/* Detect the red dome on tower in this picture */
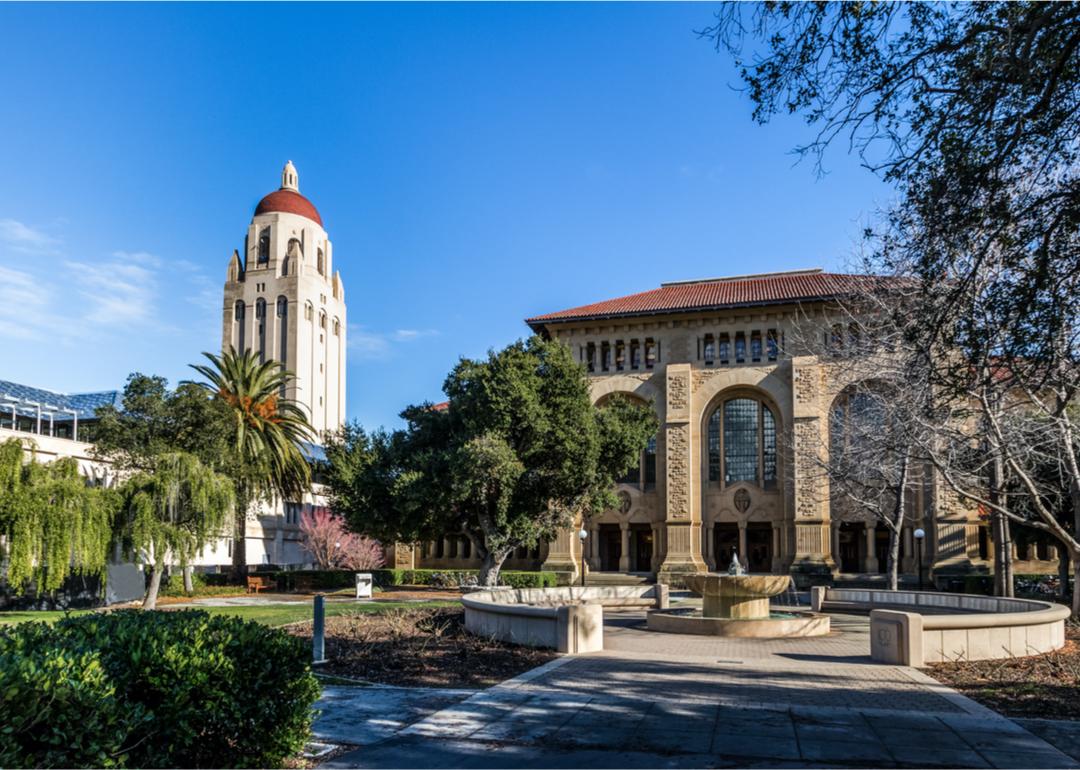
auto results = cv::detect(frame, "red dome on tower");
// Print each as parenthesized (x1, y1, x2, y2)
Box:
(253, 160, 323, 226)
(254, 189, 323, 226)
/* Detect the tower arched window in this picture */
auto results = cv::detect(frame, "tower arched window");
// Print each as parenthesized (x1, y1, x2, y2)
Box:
(234, 300, 246, 353)
(706, 397, 777, 489)
(277, 296, 289, 395)
(319, 312, 327, 330)
(257, 228, 270, 264)
(332, 318, 340, 336)
(317, 248, 325, 275)
(255, 298, 267, 362)
(304, 302, 313, 322)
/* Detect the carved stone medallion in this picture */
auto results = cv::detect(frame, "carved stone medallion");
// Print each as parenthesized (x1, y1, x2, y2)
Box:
(734, 488, 751, 513)
(618, 490, 632, 514)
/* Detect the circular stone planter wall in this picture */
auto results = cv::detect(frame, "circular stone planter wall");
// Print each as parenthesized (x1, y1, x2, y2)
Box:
(646, 608, 830, 638)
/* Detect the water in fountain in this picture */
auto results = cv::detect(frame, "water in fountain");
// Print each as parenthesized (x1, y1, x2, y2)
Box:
(772, 576, 802, 608)
(727, 551, 745, 576)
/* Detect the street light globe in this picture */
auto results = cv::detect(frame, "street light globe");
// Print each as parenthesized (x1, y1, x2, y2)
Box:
(914, 528, 926, 540)
(577, 527, 588, 541)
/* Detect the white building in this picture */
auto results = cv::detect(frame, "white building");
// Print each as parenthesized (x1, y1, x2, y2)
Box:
(0, 161, 346, 580)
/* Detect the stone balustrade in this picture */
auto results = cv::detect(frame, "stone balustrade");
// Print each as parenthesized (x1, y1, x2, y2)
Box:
(811, 586, 1070, 666)
(462, 584, 669, 653)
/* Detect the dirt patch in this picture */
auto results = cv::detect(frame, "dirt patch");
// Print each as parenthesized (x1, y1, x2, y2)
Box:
(929, 623, 1080, 720)
(287, 607, 556, 688)
(372, 587, 464, 602)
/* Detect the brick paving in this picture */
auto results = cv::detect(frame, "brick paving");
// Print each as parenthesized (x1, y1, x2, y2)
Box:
(319, 610, 1079, 769)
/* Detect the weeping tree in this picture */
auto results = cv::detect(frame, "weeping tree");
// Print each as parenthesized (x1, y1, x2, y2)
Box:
(190, 347, 314, 579)
(120, 452, 234, 609)
(0, 438, 119, 597)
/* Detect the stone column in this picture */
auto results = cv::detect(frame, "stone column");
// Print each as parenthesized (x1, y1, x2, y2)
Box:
(705, 523, 715, 570)
(390, 542, 415, 570)
(901, 527, 915, 573)
(772, 524, 782, 573)
(541, 523, 580, 584)
(619, 524, 631, 572)
(788, 357, 835, 584)
(657, 363, 707, 584)
(831, 524, 841, 569)
(864, 524, 879, 573)
(737, 523, 748, 565)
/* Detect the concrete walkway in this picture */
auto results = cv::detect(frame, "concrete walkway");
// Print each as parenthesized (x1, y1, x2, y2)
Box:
(317, 611, 1078, 769)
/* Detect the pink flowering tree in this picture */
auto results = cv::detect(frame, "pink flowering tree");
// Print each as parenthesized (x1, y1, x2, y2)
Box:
(299, 507, 384, 570)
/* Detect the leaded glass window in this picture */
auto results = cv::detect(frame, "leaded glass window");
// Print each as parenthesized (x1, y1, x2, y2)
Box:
(706, 397, 779, 488)
(724, 398, 758, 484)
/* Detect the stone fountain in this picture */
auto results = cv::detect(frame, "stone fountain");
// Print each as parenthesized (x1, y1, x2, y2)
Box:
(646, 553, 830, 638)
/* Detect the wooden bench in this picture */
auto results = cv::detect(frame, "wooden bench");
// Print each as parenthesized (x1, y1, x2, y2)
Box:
(246, 576, 272, 594)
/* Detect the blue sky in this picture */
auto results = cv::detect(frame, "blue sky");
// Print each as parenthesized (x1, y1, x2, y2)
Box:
(0, 3, 893, 430)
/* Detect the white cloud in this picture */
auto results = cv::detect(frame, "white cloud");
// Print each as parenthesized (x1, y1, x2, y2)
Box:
(0, 219, 61, 254)
(349, 326, 440, 359)
(112, 250, 162, 268)
(65, 259, 157, 325)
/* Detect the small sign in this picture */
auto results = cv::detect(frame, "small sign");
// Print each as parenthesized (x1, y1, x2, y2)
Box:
(355, 572, 373, 600)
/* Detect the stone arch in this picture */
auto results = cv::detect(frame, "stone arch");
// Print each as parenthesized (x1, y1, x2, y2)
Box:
(590, 375, 665, 421)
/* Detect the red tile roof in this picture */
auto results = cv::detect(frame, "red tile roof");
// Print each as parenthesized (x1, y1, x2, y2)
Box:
(430, 401, 450, 412)
(254, 189, 323, 227)
(526, 269, 879, 330)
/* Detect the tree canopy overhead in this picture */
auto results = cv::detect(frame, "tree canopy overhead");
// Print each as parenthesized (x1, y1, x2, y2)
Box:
(325, 336, 658, 585)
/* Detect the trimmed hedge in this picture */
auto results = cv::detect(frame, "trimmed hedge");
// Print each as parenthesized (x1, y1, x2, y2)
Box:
(372, 568, 558, 589)
(159, 572, 246, 598)
(0, 610, 320, 768)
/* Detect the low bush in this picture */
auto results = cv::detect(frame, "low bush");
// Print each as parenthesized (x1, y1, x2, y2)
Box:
(371, 568, 557, 589)
(0, 610, 320, 768)
(158, 572, 246, 598)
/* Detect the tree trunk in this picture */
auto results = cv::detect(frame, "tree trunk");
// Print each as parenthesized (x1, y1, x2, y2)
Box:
(886, 526, 901, 591)
(232, 496, 247, 581)
(183, 565, 194, 594)
(478, 547, 512, 587)
(143, 563, 164, 610)
(1072, 555, 1080, 620)
(1059, 545, 1071, 600)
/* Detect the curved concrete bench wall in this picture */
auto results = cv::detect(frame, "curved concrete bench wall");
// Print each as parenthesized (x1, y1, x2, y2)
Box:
(462, 584, 668, 654)
(811, 586, 1069, 666)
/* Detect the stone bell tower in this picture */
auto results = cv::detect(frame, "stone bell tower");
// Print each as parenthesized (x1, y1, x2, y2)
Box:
(221, 161, 347, 437)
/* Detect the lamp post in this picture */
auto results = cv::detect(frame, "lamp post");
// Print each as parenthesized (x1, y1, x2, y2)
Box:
(914, 528, 926, 591)
(577, 526, 588, 588)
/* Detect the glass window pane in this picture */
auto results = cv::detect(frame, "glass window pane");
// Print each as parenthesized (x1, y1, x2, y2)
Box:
(763, 406, 777, 488)
(708, 409, 721, 482)
(724, 398, 758, 484)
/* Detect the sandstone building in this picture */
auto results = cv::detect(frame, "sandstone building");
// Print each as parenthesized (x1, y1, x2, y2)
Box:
(407, 268, 1063, 585)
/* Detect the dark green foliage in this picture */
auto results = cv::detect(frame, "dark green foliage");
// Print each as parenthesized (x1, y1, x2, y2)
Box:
(262, 568, 557, 591)
(157, 572, 245, 598)
(0, 610, 320, 768)
(371, 569, 558, 589)
(325, 336, 658, 585)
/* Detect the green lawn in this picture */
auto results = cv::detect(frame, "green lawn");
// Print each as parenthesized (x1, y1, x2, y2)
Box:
(0, 600, 459, 629)
(0, 609, 94, 626)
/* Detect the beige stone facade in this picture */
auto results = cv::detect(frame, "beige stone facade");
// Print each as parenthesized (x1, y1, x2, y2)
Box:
(221, 161, 347, 438)
(408, 269, 1054, 586)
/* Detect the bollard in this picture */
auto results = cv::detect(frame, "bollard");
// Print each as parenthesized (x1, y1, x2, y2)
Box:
(312, 594, 326, 664)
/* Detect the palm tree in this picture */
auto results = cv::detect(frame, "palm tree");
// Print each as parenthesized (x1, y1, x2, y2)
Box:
(190, 347, 314, 579)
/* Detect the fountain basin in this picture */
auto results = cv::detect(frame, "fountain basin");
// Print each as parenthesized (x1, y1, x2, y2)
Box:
(684, 573, 793, 619)
(646, 607, 830, 638)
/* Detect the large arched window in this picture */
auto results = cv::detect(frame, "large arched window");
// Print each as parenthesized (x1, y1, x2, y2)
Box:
(829, 387, 887, 476)
(234, 300, 246, 352)
(255, 298, 267, 362)
(707, 397, 777, 489)
(257, 228, 270, 264)
(317, 248, 325, 275)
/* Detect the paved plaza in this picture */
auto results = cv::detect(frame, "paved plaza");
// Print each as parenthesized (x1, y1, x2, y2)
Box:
(316, 610, 1079, 768)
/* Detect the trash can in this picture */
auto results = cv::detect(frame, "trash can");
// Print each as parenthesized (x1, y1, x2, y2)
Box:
(355, 572, 373, 600)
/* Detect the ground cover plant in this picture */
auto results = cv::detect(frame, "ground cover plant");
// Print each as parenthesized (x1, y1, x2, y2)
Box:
(0, 609, 320, 768)
(287, 606, 556, 688)
(929, 623, 1080, 720)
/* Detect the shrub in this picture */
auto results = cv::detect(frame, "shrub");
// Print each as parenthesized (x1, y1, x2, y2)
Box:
(158, 572, 246, 598)
(371, 568, 557, 589)
(0, 610, 320, 768)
